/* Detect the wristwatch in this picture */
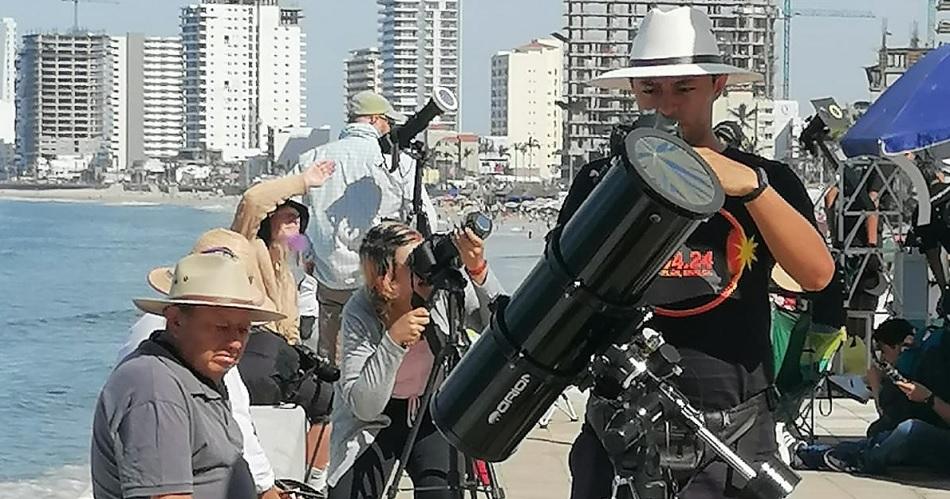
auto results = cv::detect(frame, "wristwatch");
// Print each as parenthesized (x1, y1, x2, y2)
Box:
(738, 167, 769, 203)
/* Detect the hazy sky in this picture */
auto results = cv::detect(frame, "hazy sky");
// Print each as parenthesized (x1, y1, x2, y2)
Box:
(1, 0, 932, 134)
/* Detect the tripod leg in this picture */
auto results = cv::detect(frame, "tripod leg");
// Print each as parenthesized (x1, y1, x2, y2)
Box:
(539, 403, 557, 428)
(563, 393, 579, 422)
(484, 461, 506, 499)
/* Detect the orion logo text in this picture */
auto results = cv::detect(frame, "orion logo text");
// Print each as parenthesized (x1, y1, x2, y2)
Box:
(487, 374, 532, 425)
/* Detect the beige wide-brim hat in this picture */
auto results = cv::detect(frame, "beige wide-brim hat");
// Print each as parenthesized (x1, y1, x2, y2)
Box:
(771, 265, 804, 294)
(135, 252, 285, 323)
(147, 228, 277, 311)
(590, 6, 763, 90)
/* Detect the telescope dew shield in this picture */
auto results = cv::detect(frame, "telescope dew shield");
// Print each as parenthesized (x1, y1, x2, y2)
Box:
(380, 86, 459, 154)
(430, 129, 725, 461)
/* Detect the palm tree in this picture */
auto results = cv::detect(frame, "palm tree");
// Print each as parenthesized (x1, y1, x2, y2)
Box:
(497, 145, 511, 175)
(512, 142, 529, 177)
(727, 103, 759, 150)
(525, 137, 541, 175)
(478, 137, 496, 155)
(713, 121, 749, 150)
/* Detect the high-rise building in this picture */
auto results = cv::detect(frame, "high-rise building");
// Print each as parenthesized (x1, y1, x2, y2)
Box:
(107, 35, 184, 172)
(181, 0, 305, 162)
(937, 0, 950, 46)
(378, 0, 460, 129)
(0, 18, 16, 146)
(561, 0, 778, 176)
(15, 33, 111, 173)
(865, 45, 932, 99)
(344, 47, 383, 120)
(491, 38, 563, 181)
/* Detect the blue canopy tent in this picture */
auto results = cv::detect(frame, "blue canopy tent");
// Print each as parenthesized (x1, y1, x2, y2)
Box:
(839, 44, 950, 227)
(841, 44, 950, 157)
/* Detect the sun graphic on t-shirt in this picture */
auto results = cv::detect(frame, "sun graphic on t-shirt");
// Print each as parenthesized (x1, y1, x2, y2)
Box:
(656, 209, 759, 318)
(735, 234, 758, 272)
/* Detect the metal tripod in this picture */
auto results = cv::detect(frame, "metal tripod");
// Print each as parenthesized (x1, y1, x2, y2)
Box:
(385, 285, 505, 499)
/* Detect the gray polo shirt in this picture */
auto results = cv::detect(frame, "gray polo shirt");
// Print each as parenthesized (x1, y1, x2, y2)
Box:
(91, 331, 255, 499)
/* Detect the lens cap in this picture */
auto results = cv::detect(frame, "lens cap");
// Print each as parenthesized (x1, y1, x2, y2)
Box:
(465, 212, 493, 239)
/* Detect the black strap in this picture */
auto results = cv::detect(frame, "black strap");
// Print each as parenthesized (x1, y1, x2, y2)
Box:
(542, 229, 643, 319)
(629, 54, 724, 67)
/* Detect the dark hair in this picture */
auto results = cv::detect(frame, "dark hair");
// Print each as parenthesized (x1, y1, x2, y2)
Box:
(358, 221, 421, 281)
(359, 222, 422, 320)
(873, 318, 915, 347)
(257, 199, 309, 246)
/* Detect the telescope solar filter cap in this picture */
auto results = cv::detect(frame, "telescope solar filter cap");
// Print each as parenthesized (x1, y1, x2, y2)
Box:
(433, 87, 459, 113)
(622, 128, 724, 218)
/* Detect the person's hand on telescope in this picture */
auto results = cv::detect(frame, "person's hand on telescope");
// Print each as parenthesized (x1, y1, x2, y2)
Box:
(693, 147, 759, 197)
(389, 307, 430, 348)
(303, 159, 336, 188)
(453, 227, 487, 284)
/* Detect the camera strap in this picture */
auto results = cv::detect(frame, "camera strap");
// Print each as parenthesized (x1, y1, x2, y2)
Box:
(412, 291, 445, 356)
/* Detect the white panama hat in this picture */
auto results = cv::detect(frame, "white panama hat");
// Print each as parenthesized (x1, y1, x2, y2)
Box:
(590, 6, 763, 90)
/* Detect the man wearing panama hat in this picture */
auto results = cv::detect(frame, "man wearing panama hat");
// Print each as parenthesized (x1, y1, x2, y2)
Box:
(560, 6, 835, 498)
(91, 252, 285, 499)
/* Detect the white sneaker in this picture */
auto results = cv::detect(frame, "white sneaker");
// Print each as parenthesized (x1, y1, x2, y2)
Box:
(775, 423, 800, 465)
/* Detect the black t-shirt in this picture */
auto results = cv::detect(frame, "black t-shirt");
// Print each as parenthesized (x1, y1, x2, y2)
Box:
(558, 147, 817, 408)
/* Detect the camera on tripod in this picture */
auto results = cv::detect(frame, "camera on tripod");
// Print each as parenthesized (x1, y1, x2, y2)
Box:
(408, 211, 493, 290)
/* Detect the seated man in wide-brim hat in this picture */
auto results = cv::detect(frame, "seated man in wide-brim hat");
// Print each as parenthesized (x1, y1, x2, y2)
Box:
(90, 252, 285, 499)
(116, 228, 286, 499)
(559, 5, 834, 499)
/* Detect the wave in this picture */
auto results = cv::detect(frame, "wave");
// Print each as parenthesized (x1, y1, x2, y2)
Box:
(2, 308, 136, 328)
(194, 203, 235, 213)
(0, 464, 91, 499)
(0, 197, 89, 205)
(102, 201, 160, 207)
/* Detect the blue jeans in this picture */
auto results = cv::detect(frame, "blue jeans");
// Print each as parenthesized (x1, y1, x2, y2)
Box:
(831, 419, 950, 474)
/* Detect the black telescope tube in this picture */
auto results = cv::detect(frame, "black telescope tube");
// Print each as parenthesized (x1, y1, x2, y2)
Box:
(380, 87, 459, 154)
(430, 129, 725, 462)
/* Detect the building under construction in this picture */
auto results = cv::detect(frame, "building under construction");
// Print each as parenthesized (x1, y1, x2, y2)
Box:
(561, 0, 778, 176)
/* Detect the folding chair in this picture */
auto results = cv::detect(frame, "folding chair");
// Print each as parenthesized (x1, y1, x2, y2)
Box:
(771, 306, 847, 444)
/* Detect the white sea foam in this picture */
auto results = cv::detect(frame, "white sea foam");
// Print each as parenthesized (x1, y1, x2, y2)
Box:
(194, 203, 233, 213)
(102, 201, 161, 207)
(0, 464, 91, 499)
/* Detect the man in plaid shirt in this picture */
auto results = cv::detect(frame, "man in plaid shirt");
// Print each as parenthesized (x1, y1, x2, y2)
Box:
(295, 91, 437, 364)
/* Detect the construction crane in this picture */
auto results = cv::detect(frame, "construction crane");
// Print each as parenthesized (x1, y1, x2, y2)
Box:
(928, 0, 937, 47)
(780, 3, 876, 99)
(62, 0, 118, 33)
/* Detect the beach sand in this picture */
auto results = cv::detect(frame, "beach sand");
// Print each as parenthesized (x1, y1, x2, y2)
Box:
(0, 185, 239, 211)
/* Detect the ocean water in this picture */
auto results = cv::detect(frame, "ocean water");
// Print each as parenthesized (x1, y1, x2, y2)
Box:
(0, 199, 545, 498)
